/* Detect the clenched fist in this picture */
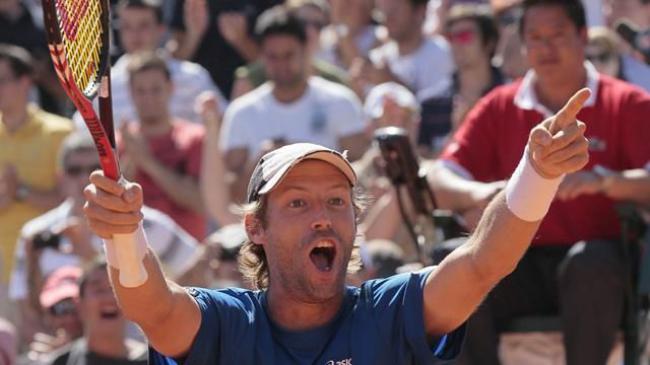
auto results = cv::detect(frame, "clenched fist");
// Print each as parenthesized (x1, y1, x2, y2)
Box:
(528, 88, 591, 179)
(83, 171, 144, 239)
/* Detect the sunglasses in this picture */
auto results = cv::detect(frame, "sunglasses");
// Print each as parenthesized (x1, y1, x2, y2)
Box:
(49, 298, 77, 317)
(447, 29, 477, 45)
(65, 164, 101, 176)
(587, 52, 614, 63)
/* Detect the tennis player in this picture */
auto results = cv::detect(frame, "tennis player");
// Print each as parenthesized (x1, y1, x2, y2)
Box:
(82, 89, 591, 364)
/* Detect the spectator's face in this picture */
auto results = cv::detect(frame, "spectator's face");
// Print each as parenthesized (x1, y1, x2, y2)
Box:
(373, 98, 417, 136)
(261, 34, 308, 88)
(0, 0, 19, 14)
(376, 0, 423, 41)
(585, 42, 619, 77)
(604, 0, 650, 28)
(129, 68, 173, 122)
(61, 150, 100, 202)
(44, 298, 83, 340)
(79, 268, 125, 335)
(447, 19, 489, 69)
(118, 7, 164, 53)
(252, 160, 356, 303)
(0, 60, 30, 112)
(522, 5, 586, 84)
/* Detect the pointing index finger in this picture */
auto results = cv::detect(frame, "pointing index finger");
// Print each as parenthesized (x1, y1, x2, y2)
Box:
(549, 88, 591, 134)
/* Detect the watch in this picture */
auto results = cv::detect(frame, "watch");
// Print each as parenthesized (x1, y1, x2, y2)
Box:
(592, 165, 616, 193)
(15, 184, 30, 201)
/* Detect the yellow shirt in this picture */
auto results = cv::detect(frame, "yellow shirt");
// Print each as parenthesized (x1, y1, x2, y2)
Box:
(0, 105, 73, 282)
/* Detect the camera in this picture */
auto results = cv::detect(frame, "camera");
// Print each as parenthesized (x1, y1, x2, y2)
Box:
(374, 126, 433, 215)
(32, 230, 61, 250)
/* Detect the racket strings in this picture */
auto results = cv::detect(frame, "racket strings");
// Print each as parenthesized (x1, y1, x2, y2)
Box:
(56, 0, 104, 96)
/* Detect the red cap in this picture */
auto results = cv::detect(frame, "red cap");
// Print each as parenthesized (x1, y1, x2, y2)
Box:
(39, 266, 82, 309)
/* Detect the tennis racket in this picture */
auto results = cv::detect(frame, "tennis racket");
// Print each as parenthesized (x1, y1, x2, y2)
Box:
(42, 0, 148, 287)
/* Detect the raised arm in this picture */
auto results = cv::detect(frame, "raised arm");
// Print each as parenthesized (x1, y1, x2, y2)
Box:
(83, 173, 200, 357)
(422, 88, 592, 336)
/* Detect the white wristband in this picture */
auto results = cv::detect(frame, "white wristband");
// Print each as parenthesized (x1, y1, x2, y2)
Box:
(505, 148, 565, 222)
(102, 224, 149, 287)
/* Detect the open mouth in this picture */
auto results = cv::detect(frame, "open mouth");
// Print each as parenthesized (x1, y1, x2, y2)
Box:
(309, 241, 336, 272)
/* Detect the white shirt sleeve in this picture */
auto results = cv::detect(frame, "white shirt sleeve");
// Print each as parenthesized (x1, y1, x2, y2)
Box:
(219, 101, 253, 153)
(328, 89, 368, 137)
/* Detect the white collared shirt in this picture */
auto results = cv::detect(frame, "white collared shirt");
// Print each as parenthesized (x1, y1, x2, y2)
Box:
(513, 62, 600, 117)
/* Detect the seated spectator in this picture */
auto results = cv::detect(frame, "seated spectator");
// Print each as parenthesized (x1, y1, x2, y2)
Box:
(428, 1, 650, 363)
(231, 0, 349, 99)
(586, 26, 622, 78)
(419, 4, 504, 155)
(73, 0, 227, 128)
(0, 44, 72, 289)
(9, 131, 200, 346)
(48, 259, 147, 364)
(491, 0, 528, 80)
(353, 82, 421, 200)
(179, 224, 248, 289)
(352, 0, 454, 100)
(354, 82, 445, 262)
(0, 317, 16, 365)
(319, 0, 385, 69)
(602, 0, 650, 90)
(0, 0, 66, 114)
(589, 26, 650, 92)
(220, 5, 368, 202)
(19, 266, 83, 365)
(119, 52, 206, 239)
(169, 0, 281, 97)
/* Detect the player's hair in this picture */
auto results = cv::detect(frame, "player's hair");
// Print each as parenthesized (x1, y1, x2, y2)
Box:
(445, 4, 500, 58)
(254, 5, 308, 45)
(0, 43, 34, 79)
(519, 0, 586, 34)
(127, 51, 171, 82)
(117, 0, 164, 24)
(238, 187, 369, 290)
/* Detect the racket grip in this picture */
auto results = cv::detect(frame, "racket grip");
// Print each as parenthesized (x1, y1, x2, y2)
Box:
(111, 225, 149, 288)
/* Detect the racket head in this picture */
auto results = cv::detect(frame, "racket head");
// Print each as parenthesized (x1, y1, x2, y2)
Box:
(42, 0, 111, 100)
(42, 0, 120, 180)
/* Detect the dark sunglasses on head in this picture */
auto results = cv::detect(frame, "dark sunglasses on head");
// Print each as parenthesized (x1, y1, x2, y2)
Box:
(49, 298, 77, 317)
(65, 164, 101, 176)
(447, 29, 476, 45)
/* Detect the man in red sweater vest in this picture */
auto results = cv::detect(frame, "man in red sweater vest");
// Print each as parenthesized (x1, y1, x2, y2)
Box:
(430, 0, 650, 364)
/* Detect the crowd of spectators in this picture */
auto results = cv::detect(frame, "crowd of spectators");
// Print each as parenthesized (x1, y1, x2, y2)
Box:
(0, 0, 649, 364)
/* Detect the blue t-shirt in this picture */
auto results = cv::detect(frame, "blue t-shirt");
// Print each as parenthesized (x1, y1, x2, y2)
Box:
(149, 269, 465, 365)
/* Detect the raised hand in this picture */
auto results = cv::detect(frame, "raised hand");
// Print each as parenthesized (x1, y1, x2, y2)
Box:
(528, 88, 591, 179)
(195, 91, 223, 130)
(83, 171, 144, 239)
(184, 0, 209, 39)
(218, 12, 248, 47)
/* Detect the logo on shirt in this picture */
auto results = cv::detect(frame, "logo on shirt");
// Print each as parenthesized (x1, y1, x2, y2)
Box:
(326, 359, 352, 365)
